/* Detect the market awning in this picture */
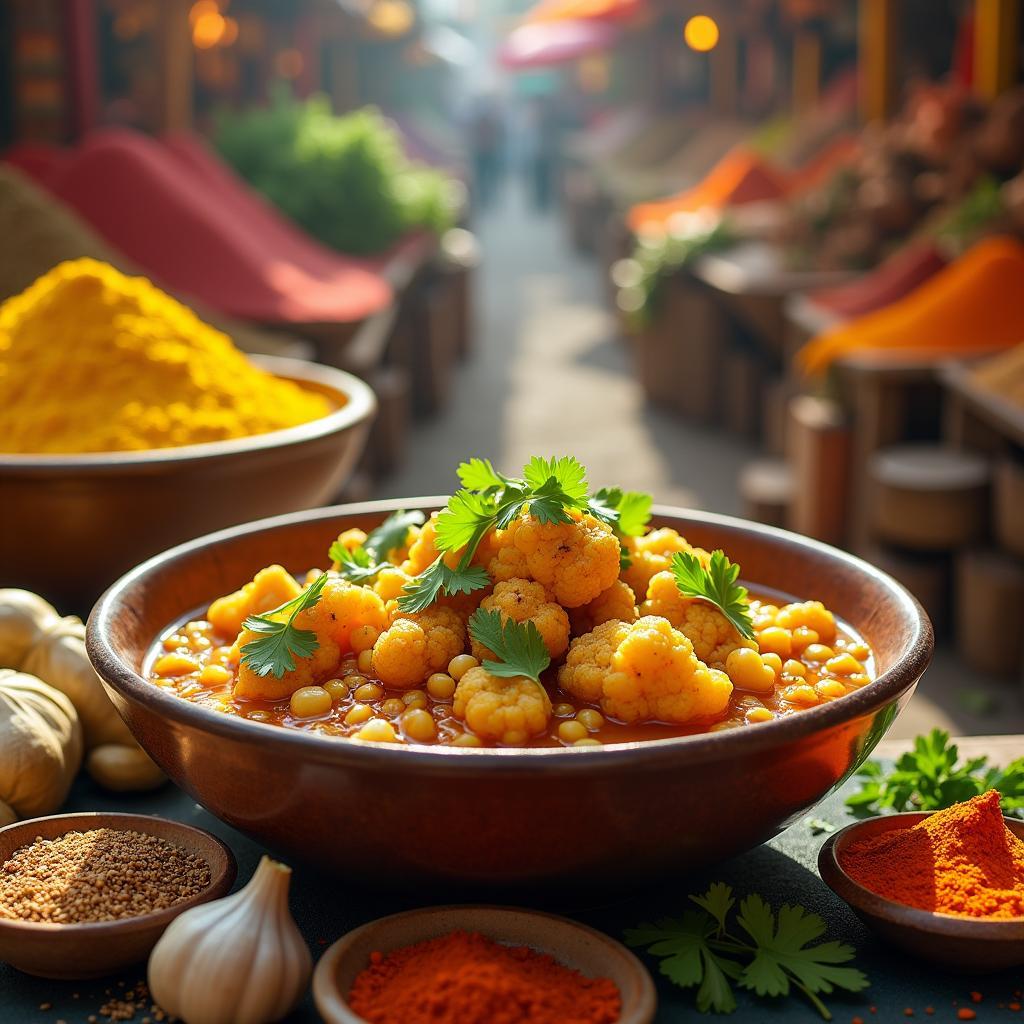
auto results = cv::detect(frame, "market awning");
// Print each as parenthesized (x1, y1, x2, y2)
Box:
(521, 0, 642, 25)
(499, 19, 618, 70)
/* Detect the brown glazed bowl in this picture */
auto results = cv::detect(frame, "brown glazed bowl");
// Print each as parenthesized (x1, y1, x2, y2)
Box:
(0, 355, 376, 611)
(87, 501, 933, 887)
(0, 811, 236, 979)
(819, 812, 1024, 971)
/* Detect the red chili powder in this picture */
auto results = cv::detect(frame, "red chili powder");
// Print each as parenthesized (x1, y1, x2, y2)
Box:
(839, 791, 1024, 919)
(348, 929, 622, 1024)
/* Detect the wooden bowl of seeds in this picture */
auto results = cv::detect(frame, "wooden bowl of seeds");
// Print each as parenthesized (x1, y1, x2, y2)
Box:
(0, 812, 236, 979)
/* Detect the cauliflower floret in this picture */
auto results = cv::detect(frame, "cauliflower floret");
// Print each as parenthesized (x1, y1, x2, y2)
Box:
(640, 570, 751, 667)
(570, 579, 638, 636)
(471, 579, 570, 662)
(372, 606, 466, 688)
(453, 667, 552, 745)
(774, 600, 837, 644)
(481, 528, 531, 583)
(233, 601, 342, 701)
(207, 564, 300, 638)
(374, 565, 413, 602)
(329, 529, 368, 565)
(505, 512, 620, 608)
(620, 529, 711, 601)
(306, 578, 388, 652)
(558, 616, 732, 724)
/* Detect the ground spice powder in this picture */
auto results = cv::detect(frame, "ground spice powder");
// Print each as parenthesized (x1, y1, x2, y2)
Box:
(840, 790, 1024, 919)
(348, 929, 622, 1024)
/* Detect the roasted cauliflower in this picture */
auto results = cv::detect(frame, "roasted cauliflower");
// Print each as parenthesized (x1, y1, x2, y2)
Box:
(570, 579, 638, 636)
(470, 578, 570, 661)
(453, 666, 552, 745)
(207, 564, 301, 638)
(557, 616, 733, 724)
(305, 578, 389, 652)
(503, 512, 620, 607)
(620, 528, 711, 601)
(372, 605, 466, 688)
(640, 570, 750, 667)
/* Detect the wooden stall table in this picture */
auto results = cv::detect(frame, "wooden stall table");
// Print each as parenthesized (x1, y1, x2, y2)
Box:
(5, 734, 1022, 1022)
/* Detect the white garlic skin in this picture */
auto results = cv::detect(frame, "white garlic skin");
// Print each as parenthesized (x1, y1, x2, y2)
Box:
(148, 855, 312, 1024)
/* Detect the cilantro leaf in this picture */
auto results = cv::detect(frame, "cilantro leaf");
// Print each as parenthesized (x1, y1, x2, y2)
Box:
(240, 572, 328, 678)
(329, 544, 381, 585)
(671, 549, 755, 640)
(624, 912, 738, 1014)
(522, 456, 589, 506)
(397, 557, 489, 614)
(435, 490, 497, 553)
(845, 728, 1024, 817)
(363, 509, 425, 561)
(627, 885, 869, 1021)
(737, 896, 868, 1017)
(589, 487, 653, 537)
(468, 608, 551, 683)
(457, 458, 508, 491)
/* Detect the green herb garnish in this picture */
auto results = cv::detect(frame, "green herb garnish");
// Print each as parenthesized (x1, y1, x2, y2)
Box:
(671, 550, 755, 640)
(625, 883, 869, 1020)
(846, 728, 1024, 818)
(467, 608, 551, 684)
(589, 486, 653, 570)
(398, 455, 597, 613)
(240, 572, 329, 678)
(328, 509, 426, 585)
(805, 818, 836, 836)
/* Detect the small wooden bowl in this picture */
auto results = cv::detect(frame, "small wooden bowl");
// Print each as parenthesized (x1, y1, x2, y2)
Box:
(818, 812, 1024, 971)
(313, 906, 657, 1024)
(0, 812, 236, 979)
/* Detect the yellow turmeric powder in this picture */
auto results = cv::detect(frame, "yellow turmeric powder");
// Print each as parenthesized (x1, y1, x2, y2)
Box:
(0, 259, 333, 454)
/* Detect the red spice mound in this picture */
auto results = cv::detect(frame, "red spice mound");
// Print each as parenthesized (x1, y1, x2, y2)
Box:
(348, 929, 622, 1024)
(840, 790, 1024, 919)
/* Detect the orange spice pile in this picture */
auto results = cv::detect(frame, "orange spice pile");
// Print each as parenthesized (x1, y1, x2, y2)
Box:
(840, 790, 1024, 919)
(348, 929, 621, 1024)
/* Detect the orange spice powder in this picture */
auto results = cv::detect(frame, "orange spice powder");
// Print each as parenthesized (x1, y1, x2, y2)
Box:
(840, 791, 1024, 919)
(348, 929, 622, 1024)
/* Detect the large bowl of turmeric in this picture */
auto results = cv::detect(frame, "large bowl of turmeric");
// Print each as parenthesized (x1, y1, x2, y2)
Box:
(0, 260, 376, 608)
(87, 491, 933, 887)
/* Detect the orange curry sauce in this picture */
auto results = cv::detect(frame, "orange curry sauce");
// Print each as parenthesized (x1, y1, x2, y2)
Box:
(144, 588, 875, 748)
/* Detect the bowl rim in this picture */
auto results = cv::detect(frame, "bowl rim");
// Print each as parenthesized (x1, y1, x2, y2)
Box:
(311, 904, 657, 1024)
(88, 499, 934, 773)
(0, 811, 237, 936)
(818, 811, 1024, 935)
(0, 355, 376, 469)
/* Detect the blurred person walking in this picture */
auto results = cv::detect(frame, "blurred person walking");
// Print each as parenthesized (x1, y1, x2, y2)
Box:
(469, 93, 505, 210)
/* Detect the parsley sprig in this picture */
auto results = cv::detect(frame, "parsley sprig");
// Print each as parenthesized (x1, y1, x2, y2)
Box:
(240, 572, 329, 678)
(468, 608, 551, 683)
(399, 456, 649, 614)
(671, 550, 755, 640)
(328, 509, 425, 585)
(846, 728, 1024, 818)
(625, 883, 869, 1020)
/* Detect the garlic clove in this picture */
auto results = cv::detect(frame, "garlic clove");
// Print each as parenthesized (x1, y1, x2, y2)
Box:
(148, 855, 312, 1024)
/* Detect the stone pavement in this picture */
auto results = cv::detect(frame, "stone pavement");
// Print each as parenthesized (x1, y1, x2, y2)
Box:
(377, 186, 1024, 742)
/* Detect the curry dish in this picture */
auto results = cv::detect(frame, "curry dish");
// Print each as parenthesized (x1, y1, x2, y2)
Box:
(145, 457, 875, 748)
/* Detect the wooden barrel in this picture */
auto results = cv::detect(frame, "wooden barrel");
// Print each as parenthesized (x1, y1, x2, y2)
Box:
(955, 548, 1024, 678)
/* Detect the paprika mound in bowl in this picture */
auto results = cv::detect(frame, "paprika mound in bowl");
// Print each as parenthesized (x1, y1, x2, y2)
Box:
(0, 356, 375, 610)
(818, 801, 1024, 971)
(87, 501, 933, 886)
(312, 906, 656, 1024)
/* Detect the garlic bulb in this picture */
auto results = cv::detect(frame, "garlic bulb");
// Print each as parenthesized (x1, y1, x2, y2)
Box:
(148, 856, 312, 1024)
(86, 743, 165, 791)
(0, 589, 59, 668)
(22, 615, 136, 749)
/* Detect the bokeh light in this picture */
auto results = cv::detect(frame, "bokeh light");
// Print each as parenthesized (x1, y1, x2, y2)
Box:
(684, 14, 720, 53)
(368, 0, 415, 37)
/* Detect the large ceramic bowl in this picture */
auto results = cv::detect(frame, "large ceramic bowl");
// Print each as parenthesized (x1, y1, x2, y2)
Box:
(1, 356, 375, 610)
(87, 501, 932, 886)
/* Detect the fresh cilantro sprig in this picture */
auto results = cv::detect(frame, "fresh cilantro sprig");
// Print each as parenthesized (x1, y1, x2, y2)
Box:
(240, 572, 329, 678)
(588, 487, 653, 569)
(625, 883, 869, 1020)
(846, 728, 1024, 818)
(467, 608, 551, 683)
(328, 509, 425, 585)
(671, 550, 755, 640)
(399, 456, 596, 613)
